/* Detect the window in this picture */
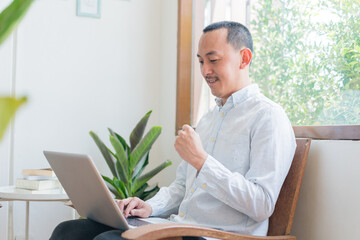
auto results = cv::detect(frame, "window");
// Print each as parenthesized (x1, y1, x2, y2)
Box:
(176, 0, 360, 139)
(251, 0, 360, 126)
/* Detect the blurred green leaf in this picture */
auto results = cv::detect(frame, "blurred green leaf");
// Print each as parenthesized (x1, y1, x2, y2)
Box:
(0, 0, 34, 45)
(0, 97, 27, 141)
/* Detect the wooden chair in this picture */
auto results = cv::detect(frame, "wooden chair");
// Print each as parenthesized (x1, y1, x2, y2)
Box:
(122, 138, 311, 240)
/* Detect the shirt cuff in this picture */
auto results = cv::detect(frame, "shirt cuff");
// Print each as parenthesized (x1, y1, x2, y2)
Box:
(145, 197, 161, 217)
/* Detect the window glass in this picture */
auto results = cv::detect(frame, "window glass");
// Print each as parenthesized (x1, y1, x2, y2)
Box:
(251, 0, 360, 125)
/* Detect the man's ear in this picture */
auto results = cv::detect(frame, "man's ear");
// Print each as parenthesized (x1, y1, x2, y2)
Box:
(240, 48, 252, 69)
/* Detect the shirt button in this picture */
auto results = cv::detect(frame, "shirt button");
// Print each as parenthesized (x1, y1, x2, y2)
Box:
(220, 113, 225, 117)
(211, 138, 215, 142)
(202, 184, 207, 189)
(179, 213, 185, 217)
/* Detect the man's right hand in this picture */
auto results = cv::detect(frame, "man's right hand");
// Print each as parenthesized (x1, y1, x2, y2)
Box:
(115, 197, 152, 218)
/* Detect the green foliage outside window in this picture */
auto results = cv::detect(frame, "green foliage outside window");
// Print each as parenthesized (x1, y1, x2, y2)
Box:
(250, 0, 360, 125)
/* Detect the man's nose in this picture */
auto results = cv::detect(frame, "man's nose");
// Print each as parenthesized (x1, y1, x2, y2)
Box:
(201, 62, 212, 76)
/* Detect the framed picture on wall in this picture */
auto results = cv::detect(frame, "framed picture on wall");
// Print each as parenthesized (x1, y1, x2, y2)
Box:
(77, 0, 101, 18)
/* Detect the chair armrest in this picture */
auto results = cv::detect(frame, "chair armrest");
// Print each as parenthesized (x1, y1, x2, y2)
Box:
(122, 223, 296, 240)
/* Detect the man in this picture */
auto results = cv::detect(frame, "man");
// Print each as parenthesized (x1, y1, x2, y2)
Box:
(50, 21, 296, 240)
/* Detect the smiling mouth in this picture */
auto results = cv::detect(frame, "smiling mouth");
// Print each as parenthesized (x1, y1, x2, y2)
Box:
(206, 76, 218, 84)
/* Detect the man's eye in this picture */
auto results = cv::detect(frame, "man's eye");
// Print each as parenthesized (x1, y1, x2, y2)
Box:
(199, 60, 204, 64)
(210, 59, 218, 63)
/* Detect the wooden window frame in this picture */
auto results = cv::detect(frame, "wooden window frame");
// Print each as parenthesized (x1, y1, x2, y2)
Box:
(175, 0, 360, 140)
(176, 0, 192, 134)
(293, 125, 360, 140)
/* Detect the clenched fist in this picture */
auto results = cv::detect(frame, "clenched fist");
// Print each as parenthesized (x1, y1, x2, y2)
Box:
(174, 124, 208, 170)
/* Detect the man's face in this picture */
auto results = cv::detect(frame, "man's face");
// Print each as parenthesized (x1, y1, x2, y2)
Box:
(197, 28, 243, 104)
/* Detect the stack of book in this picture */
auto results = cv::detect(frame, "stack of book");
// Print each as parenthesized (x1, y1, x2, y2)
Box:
(15, 168, 62, 194)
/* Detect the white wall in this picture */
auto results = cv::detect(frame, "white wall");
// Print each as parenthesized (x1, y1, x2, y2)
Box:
(0, 0, 179, 239)
(292, 140, 360, 240)
(154, 0, 182, 187)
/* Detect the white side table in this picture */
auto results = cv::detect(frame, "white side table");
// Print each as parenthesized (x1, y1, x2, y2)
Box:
(0, 186, 69, 240)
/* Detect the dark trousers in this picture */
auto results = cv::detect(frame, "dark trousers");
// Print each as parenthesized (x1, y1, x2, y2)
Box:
(50, 219, 206, 240)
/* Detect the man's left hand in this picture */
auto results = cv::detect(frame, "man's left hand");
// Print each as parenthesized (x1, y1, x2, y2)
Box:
(175, 124, 208, 171)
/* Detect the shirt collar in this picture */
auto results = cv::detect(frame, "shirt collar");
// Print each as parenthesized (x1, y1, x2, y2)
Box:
(215, 84, 260, 108)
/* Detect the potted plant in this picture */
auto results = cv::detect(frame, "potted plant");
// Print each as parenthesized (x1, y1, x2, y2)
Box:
(90, 110, 171, 200)
(0, 0, 33, 142)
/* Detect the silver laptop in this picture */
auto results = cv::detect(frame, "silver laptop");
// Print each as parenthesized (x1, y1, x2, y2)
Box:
(43, 151, 169, 229)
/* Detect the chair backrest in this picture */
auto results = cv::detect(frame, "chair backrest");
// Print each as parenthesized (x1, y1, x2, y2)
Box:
(267, 138, 311, 236)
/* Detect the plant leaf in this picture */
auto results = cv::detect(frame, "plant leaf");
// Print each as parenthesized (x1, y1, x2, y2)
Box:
(132, 151, 149, 180)
(102, 175, 122, 199)
(0, 97, 26, 141)
(107, 147, 117, 159)
(114, 178, 128, 199)
(108, 128, 130, 159)
(129, 126, 161, 170)
(115, 158, 128, 185)
(110, 135, 129, 183)
(129, 110, 152, 151)
(134, 183, 148, 197)
(89, 131, 117, 177)
(0, 0, 34, 45)
(141, 185, 160, 201)
(131, 160, 171, 193)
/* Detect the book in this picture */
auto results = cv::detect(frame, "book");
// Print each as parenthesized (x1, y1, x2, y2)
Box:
(15, 178, 60, 190)
(21, 168, 56, 177)
(14, 188, 65, 194)
(22, 175, 57, 180)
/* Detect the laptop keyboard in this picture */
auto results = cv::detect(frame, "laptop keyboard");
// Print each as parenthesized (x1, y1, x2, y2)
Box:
(126, 217, 151, 227)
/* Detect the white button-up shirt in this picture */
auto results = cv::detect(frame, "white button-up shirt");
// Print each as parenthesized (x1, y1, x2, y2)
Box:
(147, 84, 296, 236)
